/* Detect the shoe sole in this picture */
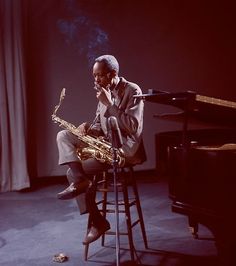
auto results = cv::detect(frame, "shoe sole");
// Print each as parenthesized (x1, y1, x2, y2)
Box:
(57, 180, 91, 200)
(82, 225, 110, 245)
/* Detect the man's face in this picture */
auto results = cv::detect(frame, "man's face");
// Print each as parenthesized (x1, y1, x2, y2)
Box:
(93, 62, 113, 89)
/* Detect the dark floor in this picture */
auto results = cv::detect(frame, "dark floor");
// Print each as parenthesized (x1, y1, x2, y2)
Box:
(0, 173, 219, 266)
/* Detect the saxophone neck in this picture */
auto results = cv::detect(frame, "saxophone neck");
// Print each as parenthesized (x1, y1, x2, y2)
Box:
(51, 114, 56, 120)
(52, 114, 61, 124)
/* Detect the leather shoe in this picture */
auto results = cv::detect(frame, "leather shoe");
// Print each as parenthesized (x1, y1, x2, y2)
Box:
(83, 221, 110, 245)
(57, 180, 91, 200)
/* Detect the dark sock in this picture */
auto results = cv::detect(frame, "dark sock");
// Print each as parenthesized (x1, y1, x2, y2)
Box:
(85, 185, 109, 229)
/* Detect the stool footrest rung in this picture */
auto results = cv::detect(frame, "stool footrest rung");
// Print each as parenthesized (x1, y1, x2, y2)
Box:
(96, 187, 123, 192)
(100, 209, 126, 213)
(98, 199, 136, 206)
(105, 231, 129, 236)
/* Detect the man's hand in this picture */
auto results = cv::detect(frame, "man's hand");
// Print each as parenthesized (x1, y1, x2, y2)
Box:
(76, 122, 89, 136)
(95, 83, 113, 107)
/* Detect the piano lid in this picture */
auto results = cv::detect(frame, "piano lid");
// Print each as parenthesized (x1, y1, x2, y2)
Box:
(135, 89, 236, 126)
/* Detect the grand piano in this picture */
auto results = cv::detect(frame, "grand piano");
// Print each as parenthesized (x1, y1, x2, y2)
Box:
(135, 90, 236, 265)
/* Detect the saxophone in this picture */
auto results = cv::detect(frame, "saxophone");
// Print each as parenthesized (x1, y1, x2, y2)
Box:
(52, 88, 125, 167)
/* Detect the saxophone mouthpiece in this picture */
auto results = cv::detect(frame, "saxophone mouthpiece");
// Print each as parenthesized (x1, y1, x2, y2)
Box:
(52, 88, 67, 117)
(61, 88, 66, 98)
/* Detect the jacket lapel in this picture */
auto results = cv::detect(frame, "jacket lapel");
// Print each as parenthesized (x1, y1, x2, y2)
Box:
(115, 78, 126, 107)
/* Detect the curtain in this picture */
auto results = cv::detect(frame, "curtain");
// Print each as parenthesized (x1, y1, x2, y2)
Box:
(0, 0, 30, 192)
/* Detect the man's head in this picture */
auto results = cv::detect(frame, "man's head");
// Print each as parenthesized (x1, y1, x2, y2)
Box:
(93, 55, 119, 89)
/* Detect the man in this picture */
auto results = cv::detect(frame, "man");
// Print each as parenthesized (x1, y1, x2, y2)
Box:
(56, 54, 146, 245)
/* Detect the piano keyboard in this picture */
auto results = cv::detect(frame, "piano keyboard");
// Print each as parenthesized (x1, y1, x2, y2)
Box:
(196, 94, 236, 109)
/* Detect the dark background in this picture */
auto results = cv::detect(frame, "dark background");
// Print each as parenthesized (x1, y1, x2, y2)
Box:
(25, 0, 235, 178)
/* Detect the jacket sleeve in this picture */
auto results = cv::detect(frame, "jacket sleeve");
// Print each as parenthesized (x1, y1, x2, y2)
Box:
(88, 104, 104, 137)
(104, 84, 144, 137)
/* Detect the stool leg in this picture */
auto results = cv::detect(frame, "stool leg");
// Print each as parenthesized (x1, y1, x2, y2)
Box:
(130, 168, 148, 248)
(83, 167, 148, 262)
(101, 171, 108, 246)
(122, 176, 135, 261)
(84, 175, 97, 260)
(84, 214, 92, 260)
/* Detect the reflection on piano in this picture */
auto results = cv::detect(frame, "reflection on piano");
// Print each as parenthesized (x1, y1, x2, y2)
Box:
(135, 90, 236, 265)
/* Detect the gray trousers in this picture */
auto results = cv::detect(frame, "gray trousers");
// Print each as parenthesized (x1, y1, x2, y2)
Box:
(57, 130, 110, 222)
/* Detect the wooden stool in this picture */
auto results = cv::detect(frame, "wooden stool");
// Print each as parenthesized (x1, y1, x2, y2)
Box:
(84, 166, 148, 261)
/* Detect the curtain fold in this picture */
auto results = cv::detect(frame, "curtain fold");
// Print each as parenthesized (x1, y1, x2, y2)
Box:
(0, 0, 30, 192)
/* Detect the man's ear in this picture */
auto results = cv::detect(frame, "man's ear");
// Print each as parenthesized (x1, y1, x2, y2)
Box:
(107, 70, 116, 79)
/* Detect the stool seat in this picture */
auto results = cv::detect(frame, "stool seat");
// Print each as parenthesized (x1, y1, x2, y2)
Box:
(84, 166, 148, 261)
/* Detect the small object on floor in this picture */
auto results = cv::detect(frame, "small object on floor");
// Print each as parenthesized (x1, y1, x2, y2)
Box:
(53, 253, 69, 263)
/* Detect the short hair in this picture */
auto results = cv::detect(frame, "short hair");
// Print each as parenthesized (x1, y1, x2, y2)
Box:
(95, 55, 119, 74)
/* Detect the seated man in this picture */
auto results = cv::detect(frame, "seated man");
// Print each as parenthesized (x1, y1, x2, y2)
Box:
(56, 54, 146, 245)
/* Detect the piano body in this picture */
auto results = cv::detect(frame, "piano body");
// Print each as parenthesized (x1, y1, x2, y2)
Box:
(136, 90, 236, 265)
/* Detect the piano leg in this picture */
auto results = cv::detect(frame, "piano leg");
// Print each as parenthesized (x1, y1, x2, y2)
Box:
(188, 217, 236, 265)
(188, 216, 198, 239)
